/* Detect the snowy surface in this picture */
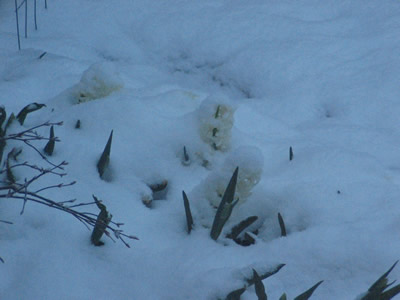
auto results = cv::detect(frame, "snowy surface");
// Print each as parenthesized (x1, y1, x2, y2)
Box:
(1, 0, 400, 299)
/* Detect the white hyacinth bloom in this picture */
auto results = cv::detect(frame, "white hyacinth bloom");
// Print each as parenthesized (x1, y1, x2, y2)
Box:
(74, 62, 123, 103)
(197, 94, 236, 152)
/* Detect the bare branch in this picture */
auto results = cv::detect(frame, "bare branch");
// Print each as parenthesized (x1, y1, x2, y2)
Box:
(34, 181, 76, 193)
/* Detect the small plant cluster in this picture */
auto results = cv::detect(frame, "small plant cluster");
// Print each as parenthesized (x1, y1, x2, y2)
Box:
(0, 104, 137, 257)
(181, 143, 265, 245)
(222, 264, 322, 300)
(182, 166, 283, 245)
(181, 164, 400, 299)
(220, 259, 400, 300)
(177, 94, 400, 299)
(357, 261, 400, 300)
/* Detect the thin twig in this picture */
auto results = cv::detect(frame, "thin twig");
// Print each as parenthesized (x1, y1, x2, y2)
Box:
(34, 181, 76, 193)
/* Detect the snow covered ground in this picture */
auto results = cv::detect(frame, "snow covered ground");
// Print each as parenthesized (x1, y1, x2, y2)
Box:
(1, 0, 400, 299)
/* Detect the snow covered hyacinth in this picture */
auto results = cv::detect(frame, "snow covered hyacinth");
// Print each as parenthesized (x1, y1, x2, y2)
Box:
(197, 146, 264, 210)
(73, 62, 123, 103)
(197, 94, 236, 152)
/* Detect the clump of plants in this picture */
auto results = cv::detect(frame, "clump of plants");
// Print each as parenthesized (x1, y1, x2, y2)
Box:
(182, 166, 399, 299)
(357, 261, 400, 300)
(182, 164, 284, 245)
(180, 157, 323, 299)
(218, 260, 400, 299)
(219, 264, 322, 300)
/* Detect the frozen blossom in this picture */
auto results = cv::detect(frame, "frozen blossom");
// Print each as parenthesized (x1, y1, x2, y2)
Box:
(197, 94, 236, 152)
(73, 62, 123, 103)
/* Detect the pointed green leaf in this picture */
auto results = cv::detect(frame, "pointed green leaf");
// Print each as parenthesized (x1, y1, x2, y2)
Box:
(289, 146, 294, 161)
(253, 269, 267, 300)
(225, 287, 246, 300)
(210, 167, 239, 240)
(279, 293, 287, 300)
(381, 283, 400, 300)
(227, 216, 258, 240)
(43, 126, 55, 156)
(278, 213, 287, 237)
(97, 130, 113, 179)
(368, 261, 398, 294)
(91, 195, 112, 246)
(361, 261, 399, 300)
(182, 191, 194, 234)
(16, 103, 46, 125)
(247, 264, 286, 286)
(5, 148, 21, 184)
(294, 280, 323, 300)
(215, 105, 221, 118)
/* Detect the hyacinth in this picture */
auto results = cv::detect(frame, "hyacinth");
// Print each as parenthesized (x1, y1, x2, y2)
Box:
(197, 93, 236, 152)
(73, 62, 123, 103)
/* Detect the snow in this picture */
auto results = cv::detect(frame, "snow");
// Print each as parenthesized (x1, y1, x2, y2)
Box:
(1, 0, 400, 299)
